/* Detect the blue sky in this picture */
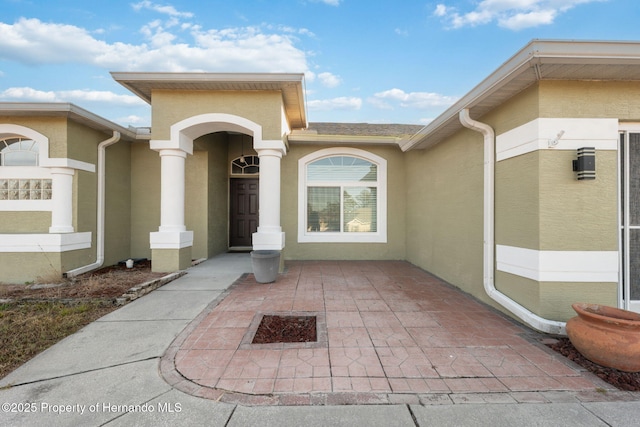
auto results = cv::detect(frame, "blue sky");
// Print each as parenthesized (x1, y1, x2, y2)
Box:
(0, 0, 636, 128)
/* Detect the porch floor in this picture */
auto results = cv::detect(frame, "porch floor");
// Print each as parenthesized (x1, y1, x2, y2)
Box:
(166, 260, 609, 405)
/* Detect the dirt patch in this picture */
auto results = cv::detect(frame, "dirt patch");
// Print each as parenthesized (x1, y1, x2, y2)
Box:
(548, 338, 640, 391)
(0, 260, 166, 300)
(252, 315, 317, 344)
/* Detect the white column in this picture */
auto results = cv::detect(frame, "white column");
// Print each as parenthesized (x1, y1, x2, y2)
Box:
(49, 167, 75, 233)
(253, 144, 286, 250)
(150, 148, 193, 250)
(158, 149, 187, 233)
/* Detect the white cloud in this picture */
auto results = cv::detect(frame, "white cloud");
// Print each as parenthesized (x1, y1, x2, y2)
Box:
(318, 72, 341, 88)
(307, 97, 362, 111)
(117, 115, 149, 125)
(0, 18, 311, 73)
(434, 0, 603, 30)
(500, 9, 556, 29)
(434, 4, 449, 17)
(132, 1, 194, 18)
(370, 88, 458, 109)
(311, 0, 341, 6)
(0, 87, 146, 105)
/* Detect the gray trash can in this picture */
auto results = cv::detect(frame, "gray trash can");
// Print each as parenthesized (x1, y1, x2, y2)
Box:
(251, 250, 281, 283)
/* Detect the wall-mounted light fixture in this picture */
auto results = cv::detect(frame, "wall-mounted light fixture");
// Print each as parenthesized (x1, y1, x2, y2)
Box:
(572, 147, 596, 180)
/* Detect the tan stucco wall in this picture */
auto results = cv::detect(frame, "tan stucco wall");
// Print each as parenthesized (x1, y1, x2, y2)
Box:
(495, 152, 539, 249)
(0, 116, 68, 158)
(130, 143, 160, 259)
(0, 253, 62, 283)
(0, 212, 50, 233)
(405, 130, 486, 301)
(208, 134, 232, 256)
(151, 90, 285, 141)
(103, 140, 132, 266)
(186, 150, 209, 260)
(496, 271, 618, 321)
(540, 150, 617, 250)
(281, 143, 406, 261)
(487, 84, 540, 136)
(66, 121, 101, 269)
(495, 149, 617, 251)
(404, 80, 638, 321)
(489, 81, 627, 321)
(540, 80, 640, 119)
(184, 133, 234, 259)
(152, 247, 191, 272)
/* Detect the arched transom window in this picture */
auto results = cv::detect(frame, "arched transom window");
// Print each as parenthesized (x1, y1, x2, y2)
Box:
(298, 148, 387, 243)
(231, 155, 259, 175)
(0, 137, 39, 166)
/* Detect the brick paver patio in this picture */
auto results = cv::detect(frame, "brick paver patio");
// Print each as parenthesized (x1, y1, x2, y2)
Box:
(162, 261, 610, 405)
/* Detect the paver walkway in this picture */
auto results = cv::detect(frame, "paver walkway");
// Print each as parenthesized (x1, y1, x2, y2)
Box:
(163, 260, 607, 405)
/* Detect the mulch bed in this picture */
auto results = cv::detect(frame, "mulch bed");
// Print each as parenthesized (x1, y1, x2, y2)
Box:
(548, 338, 640, 391)
(252, 315, 317, 344)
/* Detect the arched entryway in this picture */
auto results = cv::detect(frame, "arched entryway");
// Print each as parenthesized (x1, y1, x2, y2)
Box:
(149, 113, 286, 272)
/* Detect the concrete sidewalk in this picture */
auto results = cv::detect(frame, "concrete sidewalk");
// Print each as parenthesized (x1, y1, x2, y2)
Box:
(1, 253, 639, 426)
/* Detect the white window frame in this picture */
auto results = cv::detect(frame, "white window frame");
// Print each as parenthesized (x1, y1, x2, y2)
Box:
(0, 129, 52, 211)
(0, 137, 39, 166)
(298, 147, 387, 243)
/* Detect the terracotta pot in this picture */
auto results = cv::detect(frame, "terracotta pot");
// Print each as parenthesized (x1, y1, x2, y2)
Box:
(566, 303, 640, 372)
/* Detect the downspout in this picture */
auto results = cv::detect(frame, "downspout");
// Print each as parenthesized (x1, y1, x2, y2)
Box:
(459, 109, 565, 335)
(65, 131, 121, 277)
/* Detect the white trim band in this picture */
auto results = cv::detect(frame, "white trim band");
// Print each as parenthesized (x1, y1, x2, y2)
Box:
(496, 244, 619, 282)
(150, 231, 194, 249)
(496, 118, 618, 161)
(0, 232, 92, 252)
(0, 200, 52, 211)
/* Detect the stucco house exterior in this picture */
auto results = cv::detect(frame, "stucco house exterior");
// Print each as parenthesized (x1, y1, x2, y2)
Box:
(2, 39, 640, 333)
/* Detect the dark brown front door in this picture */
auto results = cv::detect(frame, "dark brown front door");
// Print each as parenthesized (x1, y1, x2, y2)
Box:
(229, 178, 259, 247)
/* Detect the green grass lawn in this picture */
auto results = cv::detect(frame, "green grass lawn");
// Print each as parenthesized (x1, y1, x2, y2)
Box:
(0, 301, 116, 379)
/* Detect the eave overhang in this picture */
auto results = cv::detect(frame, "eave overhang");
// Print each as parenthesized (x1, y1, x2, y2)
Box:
(0, 102, 137, 140)
(111, 72, 307, 130)
(286, 133, 402, 146)
(401, 39, 640, 152)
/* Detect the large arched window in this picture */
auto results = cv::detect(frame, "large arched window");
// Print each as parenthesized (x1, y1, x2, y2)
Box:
(298, 148, 387, 243)
(0, 137, 39, 166)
